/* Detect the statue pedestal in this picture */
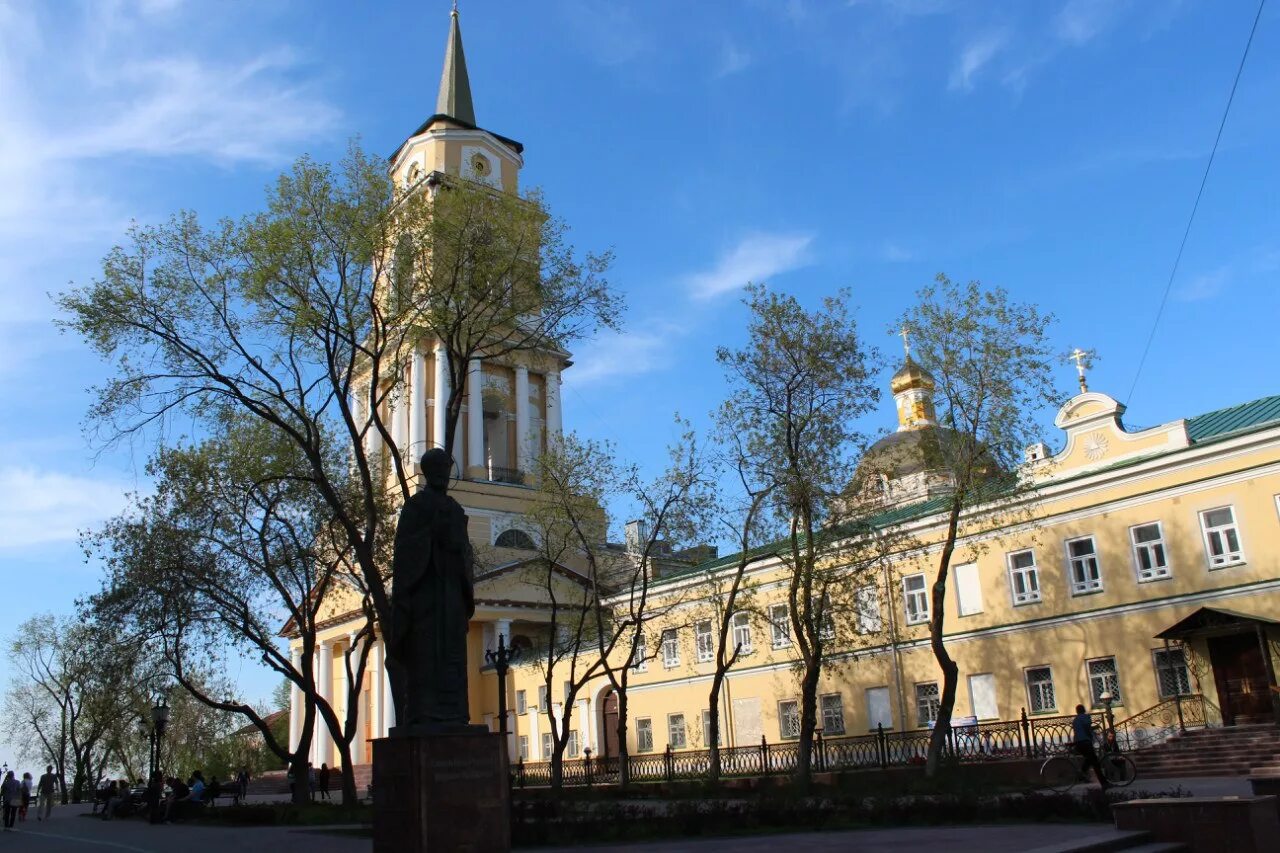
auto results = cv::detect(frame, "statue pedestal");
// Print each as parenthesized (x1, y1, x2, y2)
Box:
(372, 731, 511, 853)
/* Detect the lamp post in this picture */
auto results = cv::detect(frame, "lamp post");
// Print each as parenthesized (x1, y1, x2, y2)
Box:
(484, 633, 522, 735)
(1099, 691, 1116, 751)
(149, 697, 171, 779)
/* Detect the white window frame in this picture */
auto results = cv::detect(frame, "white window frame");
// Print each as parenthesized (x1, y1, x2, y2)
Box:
(1152, 647, 1192, 699)
(1129, 521, 1171, 582)
(667, 713, 687, 749)
(517, 735, 529, 761)
(700, 709, 722, 747)
(695, 620, 714, 663)
(541, 732, 553, 759)
(769, 603, 791, 648)
(903, 573, 930, 625)
(1065, 535, 1103, 595)
(1025, 665, 1057, 715)
(515, 689, 527, 715)
(914, 682, 940, 728)
(662, 629, 680, 668)
(636, 717, 653, 752)
(1086, 656, 1122, 708)
(731, 611, 753, 654)
(1007, 549, 1041, 605)
(537, 685, 549, 712)
(778, 699, 801, 740)
(820, 693, 845, 735)
(855, 583, 882, 634)
(1199, 505, 1245, 568)
(566, 729, 580, 758)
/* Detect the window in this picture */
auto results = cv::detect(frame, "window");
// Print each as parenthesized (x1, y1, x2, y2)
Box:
(494, 528, 536, 550)
(953, 562, 983, 616)
(817, 596, 836, 641)
(537, 685, 548, 712)
(915, 682, 940, 727)
(566, 730, 580, 758)
(820, 693, 846, 735)
(517, 735, 529, 761)
(778, 700, 801, 740)
(662, 629, 680, 668)
(701, 709, 722, 747)
(636, 717, 653, 752)
(695, 620, 714, 663)
(1200, 506, 1244, 567)
(541, 732, 553, 759)
(1026, 666, 1056, 714)
(1130, 522, 1171, 582)
(515, 690, 527, 714)
(1087, 657, 1122, 707)
(632, 631, 647, 672)
(866, 686, 893, 731)
(1153, 647, 1192, 698)
(563, 680, 573, 703)
(667, 713, 687, 749)
(855, 584, 882, 634)
(731, 612, 753, 654)
(769, 604, 791, 648)
(1007, 549, 1041, 604)
(1066, 536, 1103, 595)
(903, 574, 930, 625)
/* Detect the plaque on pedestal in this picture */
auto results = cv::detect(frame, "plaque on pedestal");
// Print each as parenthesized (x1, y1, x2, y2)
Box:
(372, 731, 511, 853)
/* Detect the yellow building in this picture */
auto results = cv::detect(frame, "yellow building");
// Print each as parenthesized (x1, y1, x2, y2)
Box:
(288, 9, 1280, 774)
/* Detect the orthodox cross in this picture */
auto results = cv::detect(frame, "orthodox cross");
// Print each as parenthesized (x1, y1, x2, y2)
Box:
(899, 325, 912, 359)
(1070, 347, 1090, 394)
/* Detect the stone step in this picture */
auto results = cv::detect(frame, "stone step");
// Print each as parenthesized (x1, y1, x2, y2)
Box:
(1024, 829, 1187, 853)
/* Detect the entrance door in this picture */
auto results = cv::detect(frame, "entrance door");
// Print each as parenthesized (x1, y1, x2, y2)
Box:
(1208, 632, 1271, 725)
(601, 690, 619, 760)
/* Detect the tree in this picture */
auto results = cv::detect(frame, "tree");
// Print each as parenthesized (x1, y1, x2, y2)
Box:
(87, 414, 380, 805)
(717, 283, 880, 786)
(896, 274, 1059, 776)
(57, 146, 621, 726)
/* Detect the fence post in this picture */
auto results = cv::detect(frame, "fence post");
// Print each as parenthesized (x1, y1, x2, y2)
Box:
(760, 735, 770, 775)
(876, 723, 887, 769)
(815, 730, 825, 772)
(1020, 708, 1031, 759)
(584, 750, 593, 787)
(517, 757, 526, 789)
(665, 744, 674, 783)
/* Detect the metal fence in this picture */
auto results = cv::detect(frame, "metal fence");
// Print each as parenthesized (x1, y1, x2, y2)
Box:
(510, 706, 1115, 788)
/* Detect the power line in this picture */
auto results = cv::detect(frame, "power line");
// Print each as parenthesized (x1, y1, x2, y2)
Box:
(1126, 0, 1268, 405)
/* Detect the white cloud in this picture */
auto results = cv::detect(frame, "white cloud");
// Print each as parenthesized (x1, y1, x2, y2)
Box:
(714, 38, 753, 78)
(1054, 0, 1124, 45)
(0, 466, 132, 550)
(687, 233, 814, 301)
(564, 328, 675, 387)
(882, 242, 914, 262)
(948, 30, 1008, 92)
(1174, 267, 1229, 302)
(561, 0, 649, 66)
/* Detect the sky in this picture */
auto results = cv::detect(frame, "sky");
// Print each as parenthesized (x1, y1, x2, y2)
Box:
(1, 0, 1277, 765)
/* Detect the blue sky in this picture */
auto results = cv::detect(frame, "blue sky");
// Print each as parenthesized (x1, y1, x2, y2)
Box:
(1, 0, 1277, 763)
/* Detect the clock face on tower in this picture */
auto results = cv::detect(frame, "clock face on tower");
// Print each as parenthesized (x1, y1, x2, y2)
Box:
(469, 152, 490, 177)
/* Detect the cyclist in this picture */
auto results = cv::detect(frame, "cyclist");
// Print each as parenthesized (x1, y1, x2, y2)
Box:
(1072, 704, 1109, 789)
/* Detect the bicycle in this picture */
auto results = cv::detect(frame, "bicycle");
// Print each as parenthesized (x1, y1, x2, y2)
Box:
(1039, 741, 1137, 793)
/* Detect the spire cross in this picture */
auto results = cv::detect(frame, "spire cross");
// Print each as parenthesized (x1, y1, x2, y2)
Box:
(899, 325, 911, 359)
(1070, 347, 1090, 394)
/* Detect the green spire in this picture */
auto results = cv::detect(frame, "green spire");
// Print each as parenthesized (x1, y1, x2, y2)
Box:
(435, 6, 476, 125)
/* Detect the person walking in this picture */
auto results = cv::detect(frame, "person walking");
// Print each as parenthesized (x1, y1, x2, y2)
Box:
(1, 770, 20, 831)
(1072, 703, 1109, 789)
(307, 762, 316, 802)
(236, 766, 250, 804)
(19, 773, 32, 822)
(318, 763, 331, 801)
(36, 765, 56, 821)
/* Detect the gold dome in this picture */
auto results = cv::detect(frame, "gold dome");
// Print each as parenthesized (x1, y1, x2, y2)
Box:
(890, 356, 935, 395)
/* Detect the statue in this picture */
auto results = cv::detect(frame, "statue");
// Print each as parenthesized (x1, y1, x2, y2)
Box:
(387, 448, 476, 731)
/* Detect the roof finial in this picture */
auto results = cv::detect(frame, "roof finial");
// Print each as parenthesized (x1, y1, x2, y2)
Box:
(436, 0, 476, 125)
(452, 0, 458, 14)
(899, 324, 911, 360)
(1070, 347, 1090, 394)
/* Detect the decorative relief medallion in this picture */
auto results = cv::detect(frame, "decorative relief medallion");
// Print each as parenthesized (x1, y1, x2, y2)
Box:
(1083, 431, 1109, 461)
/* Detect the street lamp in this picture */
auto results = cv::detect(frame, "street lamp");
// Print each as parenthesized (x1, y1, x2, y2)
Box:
(149, 696, 171, 779)
(1098, 691, 1116, 750)
(484, 633, 522, 735)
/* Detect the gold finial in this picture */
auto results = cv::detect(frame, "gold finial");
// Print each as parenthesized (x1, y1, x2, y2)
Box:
(899, 325, 911, 359)
(1070, 347, 1090, 394)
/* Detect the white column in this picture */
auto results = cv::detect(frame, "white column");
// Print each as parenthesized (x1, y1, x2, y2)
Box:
(316, 641, 333, 767)
(546, 369, 563, 448)
(576, 699, 589, 753)
(467, 357, 484, 473)
(494, 619, 512, 648)
(365, 382, 383, 462)
(336, 639, 349, 766)
(369, 638, 382, 744)
(289, 648, 303, 753)
(586, 694, 598, 755)
(382, 642, 396, 736)
(529, 708, 540, 759)
(390, 379, 406, 460)
(410, 347, 427, 460)
(433, 343, 449, 450)
(514, 365, 530, 474)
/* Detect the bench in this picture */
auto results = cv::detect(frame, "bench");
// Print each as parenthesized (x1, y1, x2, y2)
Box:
(204, 788, 242, 807)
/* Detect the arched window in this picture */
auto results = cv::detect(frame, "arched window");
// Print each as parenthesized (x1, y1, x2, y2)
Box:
(406, 163, 421, 188)
(495, 528, 535, 550)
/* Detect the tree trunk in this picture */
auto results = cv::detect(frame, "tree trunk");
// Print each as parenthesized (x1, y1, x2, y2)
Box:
(615, 690, 631, 790)
(334, 738, 358, 806)
(707, 671, 726, 786)
(925, 497, 964, 777)
(794, 656, 821, 790)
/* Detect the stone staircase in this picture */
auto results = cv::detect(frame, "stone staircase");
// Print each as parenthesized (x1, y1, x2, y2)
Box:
(1027, 829, 1187, 853)
(1132, 723, 1280, 778)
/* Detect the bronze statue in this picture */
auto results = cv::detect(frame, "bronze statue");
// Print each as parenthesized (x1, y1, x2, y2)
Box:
(387, 448, 476, 732)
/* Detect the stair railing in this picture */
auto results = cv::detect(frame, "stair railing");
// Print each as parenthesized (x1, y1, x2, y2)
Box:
(1113, 693, 1213, 751)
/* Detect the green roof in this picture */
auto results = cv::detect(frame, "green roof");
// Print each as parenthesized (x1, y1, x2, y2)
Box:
(1185, 394, 1280, 444)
